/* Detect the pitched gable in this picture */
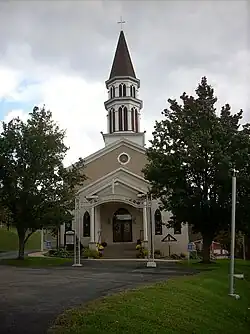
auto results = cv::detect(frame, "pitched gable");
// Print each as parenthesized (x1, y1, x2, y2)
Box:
(83, 140, 147, 186)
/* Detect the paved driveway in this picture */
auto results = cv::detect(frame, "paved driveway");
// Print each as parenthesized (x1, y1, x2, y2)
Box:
(0, 261, 195, 334)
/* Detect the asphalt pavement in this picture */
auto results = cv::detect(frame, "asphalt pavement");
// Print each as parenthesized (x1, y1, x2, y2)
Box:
(0, 260, 195, 334)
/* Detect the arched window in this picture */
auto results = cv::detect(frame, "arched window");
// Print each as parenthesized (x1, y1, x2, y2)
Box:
(130, 85, 136, 98)
(133, 86, 136, 98)
(154, 209, 162, 235)
(123, 107, 128, 131)
(112, 109, 116, 132)
(119, 84, 123, 97)
(110, 86, 115, 98)
(83, 211, 90, 237)
(109, 108, 114, 133)
(131, 108, 135, 131)
(135, 109, 138, 132)
(118, 107, 123, 131)
(109, 109, 112, 133)
(174, 222, 182, 234)
(123, 84, 126, 97)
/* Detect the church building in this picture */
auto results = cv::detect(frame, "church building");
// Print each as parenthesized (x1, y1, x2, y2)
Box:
(61, 30, 189, 258)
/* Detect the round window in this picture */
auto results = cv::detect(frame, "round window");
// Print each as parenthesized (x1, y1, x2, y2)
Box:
(118, 153, 130, 165)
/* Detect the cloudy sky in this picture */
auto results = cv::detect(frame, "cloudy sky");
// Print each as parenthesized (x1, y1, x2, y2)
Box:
(0, 0, 249, 166)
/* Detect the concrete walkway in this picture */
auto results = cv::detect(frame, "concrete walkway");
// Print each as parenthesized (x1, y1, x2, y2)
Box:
(0, 261, 195, 334)
(0, 250, 38, 260)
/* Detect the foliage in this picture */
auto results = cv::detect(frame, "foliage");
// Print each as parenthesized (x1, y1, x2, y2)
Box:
(0, 106, 86, 259)
(83, 248, 100, 259)
(214, 230, 243, 254)
(49, 260, 250, 334)
(136, 244, 148, 258)
(47, 248, 71, 258)
(143, 77, 250, 263)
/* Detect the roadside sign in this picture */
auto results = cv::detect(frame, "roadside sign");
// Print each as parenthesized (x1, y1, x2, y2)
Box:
(188, 242, 195, 252)
(161, 234, 177, 242)
(45, 240, 52, 249)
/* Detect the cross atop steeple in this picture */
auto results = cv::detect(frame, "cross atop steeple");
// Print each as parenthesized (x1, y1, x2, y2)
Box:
(117, 16, 125, 31)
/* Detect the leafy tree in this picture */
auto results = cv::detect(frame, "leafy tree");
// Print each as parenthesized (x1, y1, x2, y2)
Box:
(0, 106, 86, 259)
(143, 77, 250, 263)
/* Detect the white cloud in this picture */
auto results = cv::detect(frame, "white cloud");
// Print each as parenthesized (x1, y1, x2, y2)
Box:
(0, 63, 108, 166)
(0, 66, 22, 99)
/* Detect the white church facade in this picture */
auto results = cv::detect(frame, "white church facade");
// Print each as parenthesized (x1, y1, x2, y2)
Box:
(61, 30, 189, 258)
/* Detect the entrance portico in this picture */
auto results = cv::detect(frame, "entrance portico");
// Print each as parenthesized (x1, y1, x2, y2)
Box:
(80, 195, 148, 250)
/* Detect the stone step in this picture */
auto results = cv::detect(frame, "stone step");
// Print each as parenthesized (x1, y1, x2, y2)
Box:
(103, 243, 137, 259)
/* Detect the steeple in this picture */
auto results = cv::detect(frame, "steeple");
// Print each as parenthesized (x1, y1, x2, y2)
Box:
(102, 28, 145, 148)
(109, 31, 136, 79)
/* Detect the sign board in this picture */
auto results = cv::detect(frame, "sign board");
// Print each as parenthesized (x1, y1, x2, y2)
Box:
(161, 234, 177, 242)
(44, 240, 52, 249)
(188, 242, 195, 252)
(65, 231, 75, 245)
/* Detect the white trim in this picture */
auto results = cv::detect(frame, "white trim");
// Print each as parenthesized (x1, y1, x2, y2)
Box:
(83, 138, 145, 165)
(77, 167, 149, 195)
(93, 194, 142, 209)
(88, 177, 147, 197)
(117, 152, 130, 165)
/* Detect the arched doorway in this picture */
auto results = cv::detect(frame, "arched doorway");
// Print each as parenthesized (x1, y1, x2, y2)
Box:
(113, 208, 132, 242)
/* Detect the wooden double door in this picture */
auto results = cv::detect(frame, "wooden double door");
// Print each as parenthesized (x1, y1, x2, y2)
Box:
(113, 208, 132, 243)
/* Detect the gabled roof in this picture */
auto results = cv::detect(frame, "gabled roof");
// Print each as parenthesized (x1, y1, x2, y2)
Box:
(109, 30, 136, 79)
(76, 166, 149, 196)
(83, 137, 145, 165)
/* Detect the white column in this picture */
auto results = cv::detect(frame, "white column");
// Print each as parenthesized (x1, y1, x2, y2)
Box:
(143, 201, 148, 242)
(115, 110, 119, 132)
(90, 205, 95, 243)
(128, 109, 132, 131)
(94, 206, 101, 243)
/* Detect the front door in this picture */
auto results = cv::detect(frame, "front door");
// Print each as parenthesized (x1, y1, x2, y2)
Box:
(113, 208, 132, 242)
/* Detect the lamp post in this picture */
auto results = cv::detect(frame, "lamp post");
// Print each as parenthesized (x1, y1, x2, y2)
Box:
(229, 169, 239, 298)
(137, 192, 156, 268)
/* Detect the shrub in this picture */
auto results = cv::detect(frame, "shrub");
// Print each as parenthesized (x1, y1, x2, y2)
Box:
(83, 248, 100, 259)
(154, 249, 161, 256)
(47, 248, 71, 258)
(180, 252, 186, 259)
(170, 253, 182, 260)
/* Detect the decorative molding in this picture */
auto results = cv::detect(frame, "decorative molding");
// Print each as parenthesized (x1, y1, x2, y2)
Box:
(82, 138, 146, 166)
(76, 167, 149, 195)
(117, 152, 130, 165)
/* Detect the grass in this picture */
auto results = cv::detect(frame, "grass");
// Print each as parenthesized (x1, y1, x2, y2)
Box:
(0, 256, 72, 267)
(49, 260, 250, 334)
(0, 227, 41, 252)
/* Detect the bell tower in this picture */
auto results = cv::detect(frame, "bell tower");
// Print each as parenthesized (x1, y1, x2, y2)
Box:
(102, 27, 145, 147)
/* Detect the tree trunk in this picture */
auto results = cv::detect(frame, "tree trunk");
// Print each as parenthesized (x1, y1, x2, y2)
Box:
(201, 233, 213, 263)
(17, 230, 26, 260)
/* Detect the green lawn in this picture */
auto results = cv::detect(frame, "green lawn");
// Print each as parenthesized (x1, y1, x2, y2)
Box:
(0, 227, 41, 252)
(0, 256, 72, 267)
(49, 260, 250, 334)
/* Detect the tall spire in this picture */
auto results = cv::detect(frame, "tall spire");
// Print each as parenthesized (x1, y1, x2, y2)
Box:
(109, 30, 136, 79)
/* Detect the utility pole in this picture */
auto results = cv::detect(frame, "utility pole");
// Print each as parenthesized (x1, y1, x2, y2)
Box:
(229, 169, 240, 299)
